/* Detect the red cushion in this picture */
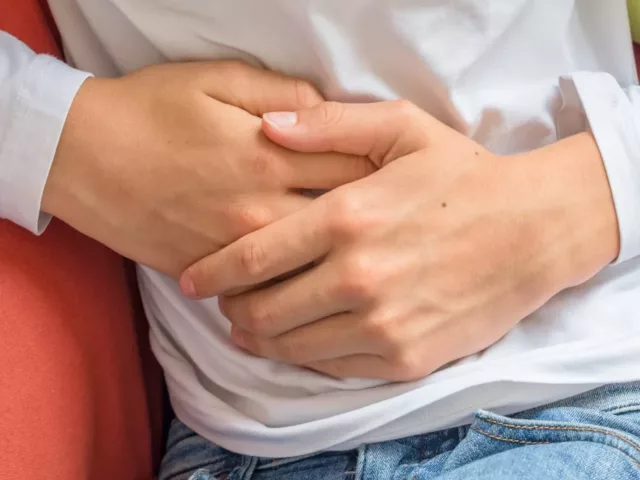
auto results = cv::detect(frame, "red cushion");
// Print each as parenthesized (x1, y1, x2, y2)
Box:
(0, 2, 162, 478)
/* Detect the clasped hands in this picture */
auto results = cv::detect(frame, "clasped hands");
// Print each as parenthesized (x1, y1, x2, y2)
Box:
(46, 60, 619, 382)
(181, 95, 620, 381)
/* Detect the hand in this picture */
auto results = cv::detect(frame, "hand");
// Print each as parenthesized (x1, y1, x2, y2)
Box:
(42, 62, 374, 277)
(182, 100, 619, 381)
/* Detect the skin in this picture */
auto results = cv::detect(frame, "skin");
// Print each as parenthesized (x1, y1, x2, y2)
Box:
(42, 61, 374, 278)
(182, 100, 620, 382)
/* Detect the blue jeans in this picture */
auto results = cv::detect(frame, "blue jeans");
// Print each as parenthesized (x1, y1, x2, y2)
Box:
(159, 382, 640, 479)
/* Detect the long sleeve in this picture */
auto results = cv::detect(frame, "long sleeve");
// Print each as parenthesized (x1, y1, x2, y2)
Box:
(0, 31, 90, 234)
(556, 71, 640, 265)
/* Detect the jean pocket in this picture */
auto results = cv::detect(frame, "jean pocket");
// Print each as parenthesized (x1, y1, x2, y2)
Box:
(470, 409, 640, 469)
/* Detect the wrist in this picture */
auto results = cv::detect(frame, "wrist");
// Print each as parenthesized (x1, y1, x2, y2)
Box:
(520, 132, 619, 291)
(42, 77, 118, 220)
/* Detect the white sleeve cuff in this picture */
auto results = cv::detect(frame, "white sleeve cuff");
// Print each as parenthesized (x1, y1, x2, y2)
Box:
(0, 54, 91, 234)
(560, 72, 640, 265)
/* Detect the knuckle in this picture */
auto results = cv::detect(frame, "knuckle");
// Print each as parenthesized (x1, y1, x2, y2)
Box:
(239, 241, 269, 278)
(336, 253, 379, 302)
(276, 338, 306, 364)
(390, 99, 420, 122)
(390, 350, 426, 382)
(293, 78, 323, 108)
(243, 299, 276, 335)
(327, 193, 364, 239)
(231, 203, 272, 235)
(317, 101, 346, 127)
(362, 311, 402, 348)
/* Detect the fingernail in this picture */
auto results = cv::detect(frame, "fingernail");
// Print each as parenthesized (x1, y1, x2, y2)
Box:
(264, 112, 298, 129)
(180, 274, 197, 298)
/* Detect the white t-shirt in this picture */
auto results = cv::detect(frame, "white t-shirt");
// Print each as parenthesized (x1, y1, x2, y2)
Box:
(2, 0, 640, 458)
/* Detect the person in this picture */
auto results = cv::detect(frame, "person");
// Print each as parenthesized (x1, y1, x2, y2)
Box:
(3, 0, 640, 478)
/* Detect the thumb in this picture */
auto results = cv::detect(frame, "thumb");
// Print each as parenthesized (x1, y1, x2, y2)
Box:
(262, 100, 434, 166)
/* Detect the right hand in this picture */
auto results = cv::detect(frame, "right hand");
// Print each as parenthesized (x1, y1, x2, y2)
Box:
(42, 61, 374, 277)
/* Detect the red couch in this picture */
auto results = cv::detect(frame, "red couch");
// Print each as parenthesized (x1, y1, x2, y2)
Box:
(0, 2, 164, 479)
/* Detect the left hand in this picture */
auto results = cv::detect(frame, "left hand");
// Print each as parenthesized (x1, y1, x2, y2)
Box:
(181, 100, 619, 381)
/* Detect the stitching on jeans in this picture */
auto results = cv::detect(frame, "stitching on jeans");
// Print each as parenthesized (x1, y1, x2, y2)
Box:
(481, 417, 640, 453)
(471, 426, 640, 469)
(473, 419, 640, 468)
(470, 427, 551, 445)
(603, 403, 640, 414)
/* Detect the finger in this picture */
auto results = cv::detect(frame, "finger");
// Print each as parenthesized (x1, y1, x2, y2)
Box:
(231, 312, 372, 364)
(308, 344, 449, 382)
(220, 260, 348, 337)
(306, 355, 401, 380)
(279, 149, 376, 190)
(262, 101, 436, 166)
(225, 193, 311, 240)
(181, 200, 330, 298)
(252, 131, 375, 191)
(223, 262, 313, 297)
(195, 61, 324, 115)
